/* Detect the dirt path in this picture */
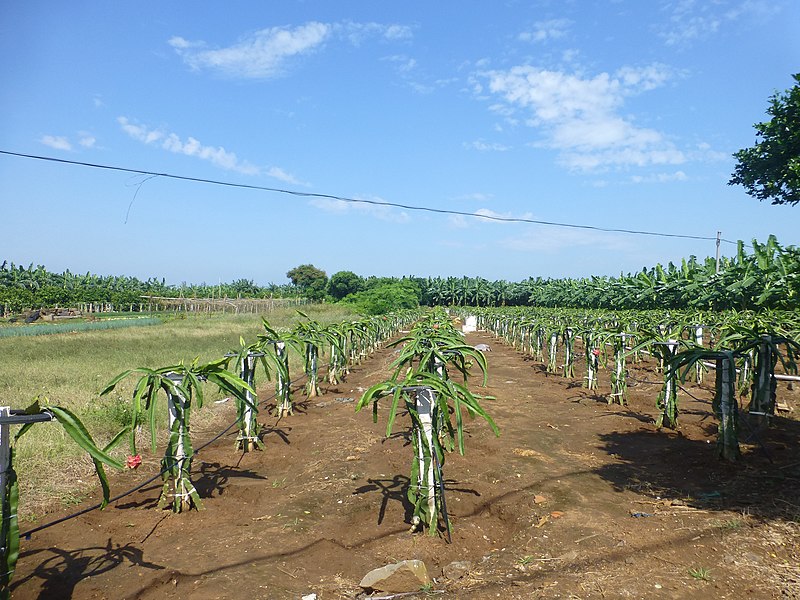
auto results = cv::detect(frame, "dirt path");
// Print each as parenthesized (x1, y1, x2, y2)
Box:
(11, 330, 800, 599)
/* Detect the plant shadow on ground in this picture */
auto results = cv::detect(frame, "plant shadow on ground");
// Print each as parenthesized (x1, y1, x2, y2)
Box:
(592, 414, 800, 522)
(566, 388, 608, 404)
(259, 425, 291, 445)
(352, 474, 482, 528)
(111, 463, 268, 511)
(12, 540, 164, 600)
(193, 463, 268, 499)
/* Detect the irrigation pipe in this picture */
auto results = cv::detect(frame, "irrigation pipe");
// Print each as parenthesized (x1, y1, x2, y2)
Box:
(700, 361, 800, 382)
(20, 372, 309, 540)
(17, 320, 405, 540)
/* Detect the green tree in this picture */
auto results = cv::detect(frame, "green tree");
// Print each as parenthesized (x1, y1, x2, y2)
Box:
(730, 74, 800, 206)
(328, 270, 363, 301)
(344, 281, 420, 315)
(286, 264, 328, 301)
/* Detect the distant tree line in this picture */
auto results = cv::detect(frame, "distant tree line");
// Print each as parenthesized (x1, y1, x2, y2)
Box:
(0, 262, 297, 313)
(286, 236, 800, 314)
(4, 236, 799, 315)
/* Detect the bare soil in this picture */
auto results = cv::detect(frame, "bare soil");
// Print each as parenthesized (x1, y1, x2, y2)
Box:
(11, 330, 800, 599)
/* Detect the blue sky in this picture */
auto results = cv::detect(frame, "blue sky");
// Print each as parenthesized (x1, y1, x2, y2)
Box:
(1, 1, 798, 286)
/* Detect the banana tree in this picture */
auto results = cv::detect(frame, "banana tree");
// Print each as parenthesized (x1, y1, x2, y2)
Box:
(101, 358, 252, 512)
(1, 400, 125, 599)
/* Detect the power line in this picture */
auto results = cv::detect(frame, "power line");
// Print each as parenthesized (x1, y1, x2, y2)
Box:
(0, 150, 737, 244)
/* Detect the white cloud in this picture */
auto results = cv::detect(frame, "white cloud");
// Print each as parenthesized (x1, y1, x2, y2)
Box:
(383, 24, 414, 40)
(630, 170, 688, 184)
(341, 22, 413, 45)
(660, 0, 779, 47)
(501, 228, 633, 254)
(447, 214, 469, 229)
(118, 117, 260, 175)
(78, 132, 96, 148)
(482, 64, 685, 171)
(266, 166, 308, 186)
(170, 20, 412, 79)
(661, 0, 721, 47)
(118, 117, 164, 144)
(464, 140, 510, 152)
(170, 22, 331, 79)
(447, 207, 535, 229)
(383, 54, 417, 73)
(382, 54, 447, 95)
(454, 192, 494, 202)
(310, 197, 410, 223)
(616, 64, 673, 92)
(689, 142, 729, 162)
(40, 135, 72, 151)
(518, 19, 572, 43)
(474, 208, 535, 222)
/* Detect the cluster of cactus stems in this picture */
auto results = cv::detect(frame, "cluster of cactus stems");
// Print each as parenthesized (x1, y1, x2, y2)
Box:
(357, 311, 498, 538)
(471, 307, 800, 462)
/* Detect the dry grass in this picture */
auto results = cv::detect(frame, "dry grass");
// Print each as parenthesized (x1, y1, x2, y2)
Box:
(2, 304, 360, 519)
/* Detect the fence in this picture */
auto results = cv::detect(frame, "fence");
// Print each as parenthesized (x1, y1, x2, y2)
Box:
(138, 296, 310, 315)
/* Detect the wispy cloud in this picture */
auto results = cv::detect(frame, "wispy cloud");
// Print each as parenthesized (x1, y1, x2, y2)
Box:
(118, 116, 305, 183)
(341, 21, 413, 45)
(660, 0, 780, 47)
(481, 64, 685, 171)
(265, 166, 309, 187)
(310, 196, 410, 223)
(518, 19, 572, 43)
(78, 132, 97, 148)
(453, 192, 495, 202)
(41, 132, 99, 151)
(383, 54, 417, 73)
(119, 116, 260, 174)
(382, 54, 450, 94)
(447, 207, 534, 229)
(464, 140, 510, 152)
(40, 135, 72, 151)
(170, 21, 412, 79)
(630, 170, 688, 184)
(500, 228, 633, 254)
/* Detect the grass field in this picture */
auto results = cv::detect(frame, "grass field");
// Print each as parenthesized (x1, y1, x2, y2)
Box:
(0, 304, 360, 519)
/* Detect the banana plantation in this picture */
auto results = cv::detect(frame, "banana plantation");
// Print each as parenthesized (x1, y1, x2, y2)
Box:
(4, 235, 799, 315)
(421, 235, 800, 311)
(0, 261, 298, 314)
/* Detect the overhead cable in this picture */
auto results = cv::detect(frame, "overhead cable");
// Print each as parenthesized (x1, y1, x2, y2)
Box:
(0, 150, 736, 244)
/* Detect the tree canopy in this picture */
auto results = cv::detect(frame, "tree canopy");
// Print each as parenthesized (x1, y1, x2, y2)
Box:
(327, 270, 363, 301)
(343, 280, 420, 315)
(286, 264, 328, 301)
(730, 74, 800, 206)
